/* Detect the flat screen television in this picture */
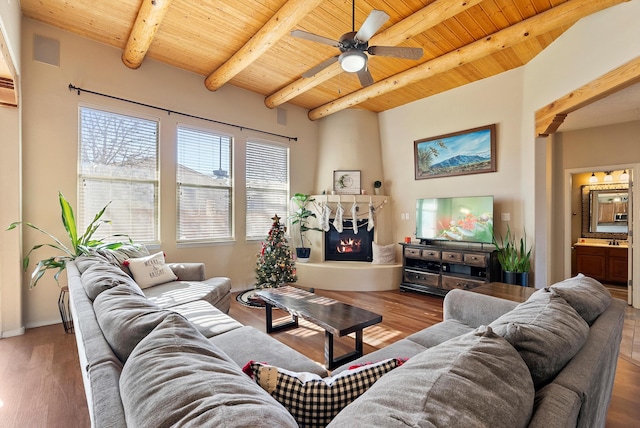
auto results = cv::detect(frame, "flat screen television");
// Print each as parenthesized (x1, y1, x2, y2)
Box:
(415, 196, 494, 244)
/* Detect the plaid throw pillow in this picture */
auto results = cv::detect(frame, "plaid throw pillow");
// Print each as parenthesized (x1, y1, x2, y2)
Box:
(243, 358, 405, 427)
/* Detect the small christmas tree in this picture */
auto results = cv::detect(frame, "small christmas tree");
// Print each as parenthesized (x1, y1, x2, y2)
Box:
(255, 214, 297, 288)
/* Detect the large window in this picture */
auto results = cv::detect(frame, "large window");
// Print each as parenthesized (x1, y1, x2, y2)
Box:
(246, 141, 289, 239)
(177, 125, 233, 242)
(78, 106, 159, 243)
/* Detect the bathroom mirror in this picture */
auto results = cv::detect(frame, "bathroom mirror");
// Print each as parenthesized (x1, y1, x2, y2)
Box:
(581, 184, 629, 239)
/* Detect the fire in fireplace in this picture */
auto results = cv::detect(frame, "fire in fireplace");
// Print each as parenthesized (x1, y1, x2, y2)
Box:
(325, 220, 374, 262)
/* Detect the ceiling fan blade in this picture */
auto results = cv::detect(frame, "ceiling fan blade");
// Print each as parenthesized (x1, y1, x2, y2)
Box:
(368, 45, 424, 60)
(355, 10, 389, 43)
(302, 56, 339, 78)
(290, 30, 339, 47)
(357, 67, 374, 87)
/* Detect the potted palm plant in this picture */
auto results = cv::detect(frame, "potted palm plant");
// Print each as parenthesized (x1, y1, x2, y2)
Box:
(290, 193, 322, 263)
(492, 225, 532, 286)
(6, 192, 133, 288)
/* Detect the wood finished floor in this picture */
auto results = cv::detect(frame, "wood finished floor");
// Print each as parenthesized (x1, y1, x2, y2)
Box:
(0, 288, 638, 427)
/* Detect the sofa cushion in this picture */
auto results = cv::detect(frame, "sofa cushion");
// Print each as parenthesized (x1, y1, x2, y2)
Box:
(94, 285, 171, 362)
(528, 383, 581, 428)
(125, 251, 178, 289)
(210, 326, 328, 377)
(96, 244, 150, 276)
(549, 273, 612, 325)
(489, 290, 589, 388)
(332, 339, 427, 374)
(328, 326, 535, 428)
(143, 277, 231, 309)
(170, 299, 242, 338)
(406, 318, 475, 348)
(120, 313, 298, 427)
(245, 358, 405, 428)
(80, 261, 144, 301)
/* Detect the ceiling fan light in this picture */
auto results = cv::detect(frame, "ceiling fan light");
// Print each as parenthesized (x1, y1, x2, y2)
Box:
(339, 50, 366, 73)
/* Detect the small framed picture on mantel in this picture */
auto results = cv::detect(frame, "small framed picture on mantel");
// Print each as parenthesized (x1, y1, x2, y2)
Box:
(333, 170, 361, 194)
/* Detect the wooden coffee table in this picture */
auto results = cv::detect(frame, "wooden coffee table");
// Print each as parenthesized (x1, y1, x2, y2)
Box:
(470, 282, 536, 303)
(255, 286, 382, 370)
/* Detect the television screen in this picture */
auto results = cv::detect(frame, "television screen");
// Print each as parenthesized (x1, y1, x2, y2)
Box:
(416, 196, 494, 244)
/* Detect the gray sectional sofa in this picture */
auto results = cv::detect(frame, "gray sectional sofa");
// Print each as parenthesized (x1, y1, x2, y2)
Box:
(68, 250, 625, 428)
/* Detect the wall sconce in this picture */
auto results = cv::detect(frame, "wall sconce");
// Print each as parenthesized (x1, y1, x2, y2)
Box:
(603, 171, 613, 182)
(589, 172, 598, 183)
(620, 170, 629, 181)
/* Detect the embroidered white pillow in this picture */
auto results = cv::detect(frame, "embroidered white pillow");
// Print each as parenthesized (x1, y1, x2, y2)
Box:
(372, 242, 396, 264)
(126, 252, 177, 289)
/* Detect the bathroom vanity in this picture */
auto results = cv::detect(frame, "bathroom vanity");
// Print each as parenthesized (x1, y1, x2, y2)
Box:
(574, 243, 628, 284)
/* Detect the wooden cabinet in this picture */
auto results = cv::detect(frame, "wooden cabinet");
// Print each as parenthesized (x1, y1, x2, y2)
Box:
(575, 245, 628, 284)
(401, 243, 500, 296)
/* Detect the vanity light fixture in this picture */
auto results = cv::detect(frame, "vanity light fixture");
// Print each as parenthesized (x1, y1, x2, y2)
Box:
(589, 172, 598, 183)
(620, 170, 629, 181)
(603, 171, 614, 182)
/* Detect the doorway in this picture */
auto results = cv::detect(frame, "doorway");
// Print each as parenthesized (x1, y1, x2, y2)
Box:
(566, 168, 634, 305)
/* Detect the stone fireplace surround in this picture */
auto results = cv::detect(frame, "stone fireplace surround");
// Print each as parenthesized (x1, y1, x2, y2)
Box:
(295, 195, 402, 292)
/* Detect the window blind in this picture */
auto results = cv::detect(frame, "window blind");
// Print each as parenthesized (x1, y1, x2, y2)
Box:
(177, 126, 233, 242)
(78, 107, 159, 243)
(246, 141, 289, 239)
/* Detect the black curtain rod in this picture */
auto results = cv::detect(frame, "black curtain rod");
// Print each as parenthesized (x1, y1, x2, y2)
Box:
(68, 83, 298, 142)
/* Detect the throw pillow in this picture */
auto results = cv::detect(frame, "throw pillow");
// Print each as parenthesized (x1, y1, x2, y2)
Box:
(125, 251, 177, 289)
(550, 273, 612, 325)
(372, 242, 395, 264)
(244, 358, 405, 428)
(120, 313, 298, 427)
(489, 290, 589, 388)
(327, 326, 535, 428)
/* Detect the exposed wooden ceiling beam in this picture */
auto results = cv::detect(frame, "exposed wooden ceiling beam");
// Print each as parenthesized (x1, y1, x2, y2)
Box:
(204, 0, 324, 91)
(308, 0, 629, 121)
(122, 0, 174, 69)
(264, 0, 483, 109)
(536, 55, 640, 136)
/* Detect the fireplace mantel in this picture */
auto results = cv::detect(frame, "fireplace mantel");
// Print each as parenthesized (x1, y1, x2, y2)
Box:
(295, 194, 401, 291)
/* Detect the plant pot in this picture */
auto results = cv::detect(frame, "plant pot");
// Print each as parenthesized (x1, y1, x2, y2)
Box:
(296, 247, 311, 263)
(374, 188, 381, 195)
(502, 270, 517, 285)
(503, 271, 529, 286)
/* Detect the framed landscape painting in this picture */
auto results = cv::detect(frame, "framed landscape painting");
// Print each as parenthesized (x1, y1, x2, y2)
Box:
(414, 124, 496, 180)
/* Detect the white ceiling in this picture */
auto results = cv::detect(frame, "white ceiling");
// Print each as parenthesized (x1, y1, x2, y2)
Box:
(558, 81, 640, 132)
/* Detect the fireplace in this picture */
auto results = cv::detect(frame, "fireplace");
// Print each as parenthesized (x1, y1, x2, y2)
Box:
(324, 220, 374, 262)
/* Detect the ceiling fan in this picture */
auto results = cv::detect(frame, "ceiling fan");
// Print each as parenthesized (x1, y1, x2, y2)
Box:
(291, 0, 423, 87)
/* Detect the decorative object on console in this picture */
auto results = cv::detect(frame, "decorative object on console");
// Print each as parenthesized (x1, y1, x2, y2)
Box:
(256, 214, 297, 287)
(373, 180, 382, 195)
(290, 194, 323, 263)
(492, 225, 532, 286)
(333, 170, 361, 194)
(414, 124, 496, 180)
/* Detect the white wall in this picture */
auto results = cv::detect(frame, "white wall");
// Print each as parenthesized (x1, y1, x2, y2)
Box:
(19, 18, 319, 327)
(376, 0, 640, 289)
(378, 68, 526, 250)
(0, 0, 23, 337)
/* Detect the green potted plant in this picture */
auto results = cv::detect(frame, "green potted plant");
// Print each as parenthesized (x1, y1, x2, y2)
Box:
(492, 225, 532, 286)
(290, 193, 322, 262)
(373, 180, 382, 195)
(6, 192, 133, 288)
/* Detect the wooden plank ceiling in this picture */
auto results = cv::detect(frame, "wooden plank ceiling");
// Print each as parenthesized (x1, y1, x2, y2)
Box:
(21, 0, 628, 120)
